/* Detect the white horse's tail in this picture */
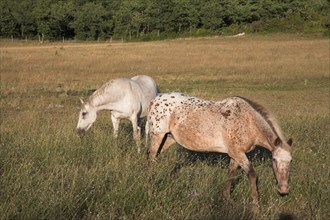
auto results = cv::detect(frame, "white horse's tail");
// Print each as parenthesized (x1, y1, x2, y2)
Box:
(145, 119, 150, 147)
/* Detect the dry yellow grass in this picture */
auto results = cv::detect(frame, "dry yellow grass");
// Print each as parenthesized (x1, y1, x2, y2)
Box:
(1, 34, 329, 115)
(2, 35, 328, 82)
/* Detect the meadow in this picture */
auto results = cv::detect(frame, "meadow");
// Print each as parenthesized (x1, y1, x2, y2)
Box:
(0, 34, 329, 219)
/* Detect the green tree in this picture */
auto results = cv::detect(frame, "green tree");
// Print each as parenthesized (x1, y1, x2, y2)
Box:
(11, 0, 37, 38)
(113, 1, 132, 38)
(143, 0, 161, 36)
(0, 0, 328, 40)
(200, 0, 225, 31)
(0, 0, 17, 37)
(50, 1, 75, 39)
(33, 0, 52, 42)
(155, 0, 175, 33)
(113, 0, 150, 39)
(129, 0, 148, 38)
(71, 2, 111, 40)
(172, 0, 200, 33)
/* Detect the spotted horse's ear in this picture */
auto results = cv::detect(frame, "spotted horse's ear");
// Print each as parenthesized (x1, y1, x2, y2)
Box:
(274, 137, 282, 147)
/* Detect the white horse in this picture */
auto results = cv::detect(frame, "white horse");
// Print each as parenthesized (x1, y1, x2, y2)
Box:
(76, 75, 159, 151)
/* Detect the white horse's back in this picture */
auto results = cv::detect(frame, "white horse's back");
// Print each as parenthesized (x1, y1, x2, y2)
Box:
(131, 75, 159, 117)
(131, 75, 159, 95)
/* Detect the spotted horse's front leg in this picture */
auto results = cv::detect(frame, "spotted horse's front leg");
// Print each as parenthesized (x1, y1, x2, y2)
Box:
(223, 158, 240, 205)
(228, 150, 260, 214)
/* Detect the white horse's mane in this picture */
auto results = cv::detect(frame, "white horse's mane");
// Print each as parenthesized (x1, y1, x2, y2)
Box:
(87, 80, 116, 107)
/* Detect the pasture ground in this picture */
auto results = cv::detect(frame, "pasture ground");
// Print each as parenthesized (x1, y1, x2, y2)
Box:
(0, 34, 329, 219)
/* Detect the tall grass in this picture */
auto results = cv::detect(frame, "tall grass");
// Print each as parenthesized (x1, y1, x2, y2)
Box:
(0, 34, 329, 219)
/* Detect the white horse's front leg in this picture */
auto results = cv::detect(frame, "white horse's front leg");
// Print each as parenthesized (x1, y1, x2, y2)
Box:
(111, 114, 120, 138)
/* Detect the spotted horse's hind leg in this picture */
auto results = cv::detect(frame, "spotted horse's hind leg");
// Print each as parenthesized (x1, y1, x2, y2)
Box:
(148, 132, 166, 163)
(147, 132, 170, 195)
(148, 132, 176, 163)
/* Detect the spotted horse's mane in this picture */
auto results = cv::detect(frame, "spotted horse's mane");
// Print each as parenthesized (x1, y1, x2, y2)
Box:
(236, 96, 288, 149)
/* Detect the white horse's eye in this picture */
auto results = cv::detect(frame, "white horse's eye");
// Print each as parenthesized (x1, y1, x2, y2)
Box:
(82, 112, 88, 117)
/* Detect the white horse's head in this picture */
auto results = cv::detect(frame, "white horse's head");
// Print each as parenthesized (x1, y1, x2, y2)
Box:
(76, 98, 97, 136)
(272, 138, 293, 195)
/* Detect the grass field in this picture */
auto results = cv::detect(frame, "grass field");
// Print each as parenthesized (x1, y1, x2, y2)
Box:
(0, 34, 329, 219)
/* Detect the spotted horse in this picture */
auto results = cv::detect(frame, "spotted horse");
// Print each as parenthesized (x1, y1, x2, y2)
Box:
(146, 92, 293, 212)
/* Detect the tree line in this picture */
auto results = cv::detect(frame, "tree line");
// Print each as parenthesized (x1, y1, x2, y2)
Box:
(1, 0, 329, 41)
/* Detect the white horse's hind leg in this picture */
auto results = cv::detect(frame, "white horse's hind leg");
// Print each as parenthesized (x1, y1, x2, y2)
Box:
(130, 115, 141, 152)
(111, 114, 120, 138)
(130, 115, 140, 140)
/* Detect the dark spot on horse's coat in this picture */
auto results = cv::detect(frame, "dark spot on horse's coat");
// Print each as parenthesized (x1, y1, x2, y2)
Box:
(221, 110, 231, 118)
(171, 96, 175, 98)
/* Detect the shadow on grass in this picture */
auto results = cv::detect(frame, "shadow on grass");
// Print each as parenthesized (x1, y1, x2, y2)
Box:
(279, 213, 297, 220)
(172, 145, 272, 175)
(169, 145, 274, 218)
(66, 89, 96, 97)
(210, 201, 255, 220)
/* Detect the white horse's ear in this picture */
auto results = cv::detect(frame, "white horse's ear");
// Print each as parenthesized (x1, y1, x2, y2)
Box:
(79, 97, 85, 104)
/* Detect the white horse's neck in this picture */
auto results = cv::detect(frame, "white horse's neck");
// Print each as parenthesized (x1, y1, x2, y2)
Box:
(88, 79, 129, 110)
(90, 83, 130, 113)
(88, 95, 112, 111)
